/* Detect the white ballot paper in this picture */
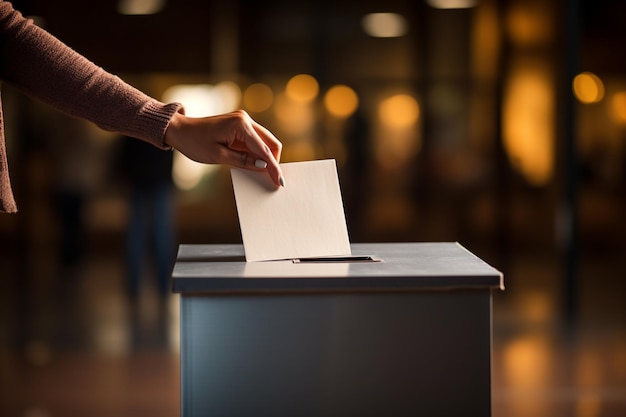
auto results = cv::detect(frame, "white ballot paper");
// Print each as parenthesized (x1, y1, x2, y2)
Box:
(231, 159, 352, 262)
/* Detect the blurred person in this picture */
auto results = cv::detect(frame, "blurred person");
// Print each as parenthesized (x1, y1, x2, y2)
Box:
(43, 115, 109, 282)
(41, 112, 110, 345)
(118, 136, 176, 346)
(0, 0, 284, 216)
(119, 136, 175, 302)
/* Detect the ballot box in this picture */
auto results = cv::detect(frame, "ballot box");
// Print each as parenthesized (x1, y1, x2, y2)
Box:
(172, 242, 504, 417)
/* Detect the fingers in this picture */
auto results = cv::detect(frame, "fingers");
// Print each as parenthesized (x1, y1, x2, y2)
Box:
(251, 119, 282, 161)
(222, 146, 284, 189)
(237, 111, 281, 160)
(173, 110, 284, 187)
(254, 159, 268, 169)
(223, 147, 279, 183)
(235, 111, 284, 187)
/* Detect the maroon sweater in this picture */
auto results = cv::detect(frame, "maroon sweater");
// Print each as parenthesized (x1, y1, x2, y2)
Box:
(0, 1, 183, 213)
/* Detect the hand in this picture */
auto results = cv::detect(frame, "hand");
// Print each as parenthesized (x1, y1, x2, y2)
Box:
(164, 110, 284, 187)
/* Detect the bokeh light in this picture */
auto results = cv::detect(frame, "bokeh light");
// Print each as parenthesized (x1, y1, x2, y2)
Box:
(361, 13, 408, 38)
(378, 94, 420, 128)
(504, 336, 551, 387)
(426, 0, 477, 9)
(274, 92, 315, 135)
(213, 81, 242, 113)
(117, 0, 165, 15)
(172, 152, 209, 191)
(285, 74, 319, 103)
(285, 141, 318, 162)
(610, 91, 626, 124)
(375, 93, 421, 170)
(502, 335, 553, 416)
(506, 2, 552, 46)
(162, 82, 242, 190)
(503, 67, 554, 186)
(162, 84, 215, 117)
(162, 82, 241, 117)
(243, 83, 274, 113)
(573, 72, 605, 104)
(324, 85, 359, 119)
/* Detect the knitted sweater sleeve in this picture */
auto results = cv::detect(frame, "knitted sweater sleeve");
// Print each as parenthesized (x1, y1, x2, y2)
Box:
(0, 1, 183, 212)
(0, 2, 183, 145)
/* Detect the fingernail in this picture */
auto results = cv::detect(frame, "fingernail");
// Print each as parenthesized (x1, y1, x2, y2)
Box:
(280, 176, 286, 187)
(255, 159, 268, 169)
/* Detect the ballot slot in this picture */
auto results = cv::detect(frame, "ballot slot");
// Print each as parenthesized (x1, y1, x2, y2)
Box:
(292, 255, 382, 264)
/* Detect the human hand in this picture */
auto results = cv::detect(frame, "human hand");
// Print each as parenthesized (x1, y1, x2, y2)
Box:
(164, 110, 284, 187)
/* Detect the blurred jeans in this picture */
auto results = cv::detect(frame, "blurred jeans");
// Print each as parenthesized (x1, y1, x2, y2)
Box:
(125, 184, 175, 300)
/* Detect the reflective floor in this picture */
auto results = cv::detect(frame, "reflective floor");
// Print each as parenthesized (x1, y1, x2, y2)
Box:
(1, 247, 625, 417)
(491, 255, 626, 417)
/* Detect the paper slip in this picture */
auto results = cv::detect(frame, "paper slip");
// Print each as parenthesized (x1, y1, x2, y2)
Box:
(231, 159, 352, 262)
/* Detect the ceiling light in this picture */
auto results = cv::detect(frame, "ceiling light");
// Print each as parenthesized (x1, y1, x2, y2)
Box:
(426, 0, 477, 9)
(117, 0, 165, 15)
(361, 13, 408, 38)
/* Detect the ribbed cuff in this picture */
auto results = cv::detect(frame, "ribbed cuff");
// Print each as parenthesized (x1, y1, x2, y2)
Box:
(137, 101, 185, 150)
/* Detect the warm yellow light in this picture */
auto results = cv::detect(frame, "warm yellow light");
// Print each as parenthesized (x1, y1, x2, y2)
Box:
(274, 93, 315, 135)
(243, 83, 274, 113)
(285, 74, 319, 103)
(610, 91, 626, 124)
(172, 151, 219, 191)
(471, 0, 499, 79)
(506, 3, 552, 46)
(361, 13, 408, 38)
(117, 0, 165, 15)
(162, 84, 214, 117)
(284, 141, 318, 162)
(172, 152, 203, 190)
(163, 83, 228, 190)
(573, 72, 604, 104)
(375, 93, 421, 169)
(504, 337, 550, 387)
(501, 335, 557, 416)
(426, 0, 477, 9)
(213, 81, 242, 113)
(503, 68, 554, 186)
(324, 85, 359, 119)
(378, 94, 420, 128)
(162, 82, 240, 117)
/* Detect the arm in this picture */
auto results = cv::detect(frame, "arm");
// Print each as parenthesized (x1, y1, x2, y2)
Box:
(0, 1, 178, 149)
(0, 1, 283, 190)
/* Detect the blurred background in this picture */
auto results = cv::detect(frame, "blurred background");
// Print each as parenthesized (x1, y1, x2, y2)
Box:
(0, 0, 625, 416)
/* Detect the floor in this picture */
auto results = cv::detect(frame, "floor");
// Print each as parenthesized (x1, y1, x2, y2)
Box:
(491, 253, 626, 417)
(0, 245, 624, 417)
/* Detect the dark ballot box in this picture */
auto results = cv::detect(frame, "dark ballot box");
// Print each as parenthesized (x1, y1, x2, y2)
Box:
(172, 242, 504, 417)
